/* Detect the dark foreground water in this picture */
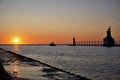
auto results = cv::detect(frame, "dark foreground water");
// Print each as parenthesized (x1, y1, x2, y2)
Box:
(1, 45, 120, 80)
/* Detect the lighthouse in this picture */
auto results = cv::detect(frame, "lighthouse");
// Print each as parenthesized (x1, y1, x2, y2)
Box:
(73, 37, 76, 46)
(103, 27, 115, 47)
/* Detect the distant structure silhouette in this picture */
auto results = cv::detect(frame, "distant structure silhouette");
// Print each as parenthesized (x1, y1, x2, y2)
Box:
(49, 42, 56, 46)
(71, 27, 120, 46)
(103, 27, 115, 47)
(73, 37, 76, 46)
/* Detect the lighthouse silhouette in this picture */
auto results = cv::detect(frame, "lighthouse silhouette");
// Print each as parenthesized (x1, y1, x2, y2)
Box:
(103, 26, 115, 47)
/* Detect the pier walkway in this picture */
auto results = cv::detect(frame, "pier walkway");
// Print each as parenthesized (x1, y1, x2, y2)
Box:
(0, 48, 90, 80)
(73, 41, 120, 46)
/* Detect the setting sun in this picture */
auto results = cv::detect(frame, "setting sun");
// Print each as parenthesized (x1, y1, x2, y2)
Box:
(12, 37, 20, 44)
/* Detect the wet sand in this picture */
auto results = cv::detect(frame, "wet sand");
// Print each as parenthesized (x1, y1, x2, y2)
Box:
(0, 48, 91, 80)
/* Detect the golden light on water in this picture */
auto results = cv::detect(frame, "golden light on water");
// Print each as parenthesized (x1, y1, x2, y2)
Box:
(11, 61, 21, 77)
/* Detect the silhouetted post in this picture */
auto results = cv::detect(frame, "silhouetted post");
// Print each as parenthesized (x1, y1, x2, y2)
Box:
(97, 41, 99, 45)
(73, 37, 76, 46)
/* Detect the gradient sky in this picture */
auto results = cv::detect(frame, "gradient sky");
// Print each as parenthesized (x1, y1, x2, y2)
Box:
(0, 0, 120, 44)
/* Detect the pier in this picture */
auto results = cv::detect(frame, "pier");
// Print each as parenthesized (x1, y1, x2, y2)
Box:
(72, 27, 120, 47)
(74, 41, 120, 46)
(75, 41, 103, 46)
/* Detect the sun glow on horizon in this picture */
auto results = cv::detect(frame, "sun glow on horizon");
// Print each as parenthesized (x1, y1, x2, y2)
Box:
(12, 37, 21, 44)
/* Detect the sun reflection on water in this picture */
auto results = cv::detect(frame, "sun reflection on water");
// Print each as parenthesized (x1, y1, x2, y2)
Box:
(11, 61, 21, 78)
(15, 45, 19, 51)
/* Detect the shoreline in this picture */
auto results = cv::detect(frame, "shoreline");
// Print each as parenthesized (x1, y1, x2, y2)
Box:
(0, 48, 91, 80)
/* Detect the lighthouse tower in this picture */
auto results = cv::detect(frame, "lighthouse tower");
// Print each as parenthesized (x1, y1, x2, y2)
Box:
(103, 27, 115, 47)
(73, 37, 76, 46)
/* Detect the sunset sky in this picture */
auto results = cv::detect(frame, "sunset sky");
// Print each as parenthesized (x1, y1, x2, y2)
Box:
(0, 0, 120, 44)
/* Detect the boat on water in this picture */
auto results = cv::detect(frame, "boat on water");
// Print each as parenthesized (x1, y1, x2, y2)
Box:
(49, 42, 56, 46)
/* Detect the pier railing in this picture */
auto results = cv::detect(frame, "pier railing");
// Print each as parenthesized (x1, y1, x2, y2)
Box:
(115, 41, 120, 46)
(74, 41, 120, 46)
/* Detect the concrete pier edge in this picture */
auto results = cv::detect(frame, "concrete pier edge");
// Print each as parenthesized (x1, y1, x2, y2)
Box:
(0, 48, 91, 80)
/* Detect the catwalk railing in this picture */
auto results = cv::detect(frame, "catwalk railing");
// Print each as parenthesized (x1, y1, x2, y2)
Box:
(74, 41, 120, 46)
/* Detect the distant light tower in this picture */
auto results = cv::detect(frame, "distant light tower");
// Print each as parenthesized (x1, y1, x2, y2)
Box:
(103, 26, 115, 47)
(73, 37, 76, 46)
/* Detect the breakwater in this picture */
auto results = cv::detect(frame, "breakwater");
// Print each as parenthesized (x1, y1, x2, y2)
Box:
(0, 48, 91, 80)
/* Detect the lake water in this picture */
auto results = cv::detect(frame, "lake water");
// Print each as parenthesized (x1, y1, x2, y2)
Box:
(1, 45, 120, 80)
